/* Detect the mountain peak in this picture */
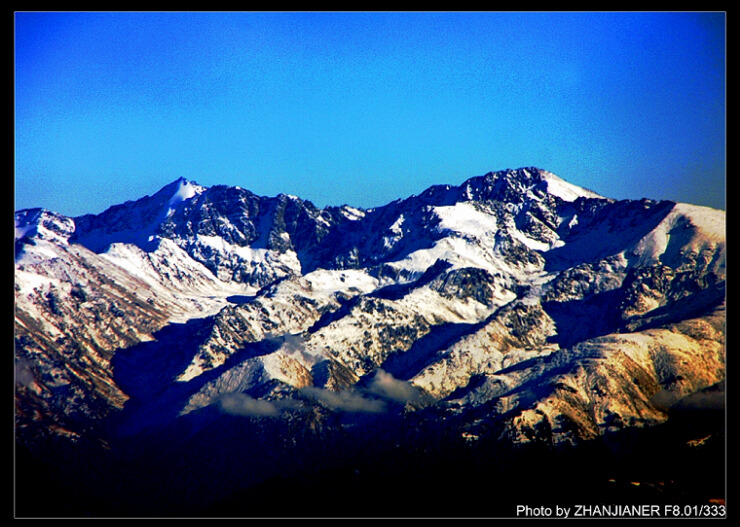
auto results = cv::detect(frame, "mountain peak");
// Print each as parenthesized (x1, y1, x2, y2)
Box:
(536, 169, 604, 201)
(454, 166, 603, 206)
(495, 167, 603, 201)
(164, 177, 206, 209)
(153, 177, 206, 206)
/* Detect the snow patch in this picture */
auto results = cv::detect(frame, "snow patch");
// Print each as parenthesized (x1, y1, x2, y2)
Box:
(194, 235, 301, 272)
(341, 206, 366, 221)
(673, 203, 725, 242)
(628, 203, 725, 267)
(434, 202, 498, 237)
(168, 179, 204, 208)
(166, 179, 205, 217)
(305, 268, 379, 296)
(539, 170, 603, 201)
(383, 214, 406, 250)
(15, 267, 62, 295)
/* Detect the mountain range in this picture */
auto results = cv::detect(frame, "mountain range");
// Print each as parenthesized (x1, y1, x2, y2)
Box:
(14, 167, 726, 517)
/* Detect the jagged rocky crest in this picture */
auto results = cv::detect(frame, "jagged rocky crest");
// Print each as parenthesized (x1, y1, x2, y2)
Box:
(15, 167, 725, 516)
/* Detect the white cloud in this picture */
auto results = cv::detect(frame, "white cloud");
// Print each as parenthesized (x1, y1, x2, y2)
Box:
(301, 386, 387, 414)
(218, 392, 281, 417)
(216, 368, 431, 419)
(366, 369, 426, 405)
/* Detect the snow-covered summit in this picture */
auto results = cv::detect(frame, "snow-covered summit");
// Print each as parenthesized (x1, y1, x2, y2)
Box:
(14, 208, 75, 245)
(164, 177, 206, 212)
(66, 178, 206, 253)
(537, 169, 604, 201)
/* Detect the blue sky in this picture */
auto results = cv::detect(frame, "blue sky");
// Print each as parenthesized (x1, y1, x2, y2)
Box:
(15, 11, 725, 216)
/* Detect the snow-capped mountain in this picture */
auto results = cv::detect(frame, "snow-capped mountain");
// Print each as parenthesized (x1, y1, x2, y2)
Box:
(14, 167, 725, 517)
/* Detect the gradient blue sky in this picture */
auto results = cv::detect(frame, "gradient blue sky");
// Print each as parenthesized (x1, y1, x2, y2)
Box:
(15, 11, 726, 216)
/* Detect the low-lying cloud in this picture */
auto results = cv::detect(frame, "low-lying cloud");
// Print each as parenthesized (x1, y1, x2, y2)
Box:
(300, 386, 387, 414)
(264, 332, 320, 366)
(366, 369, 428, 405)
(673, 383, 725, 411)
(218, 392, 303, 417)
(218, 369, 432, 418)
(649, 381, 725, 412)
(15, 358, 36, 388)
(218, 392, 282, 417)
(301, 369, 431, 414)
